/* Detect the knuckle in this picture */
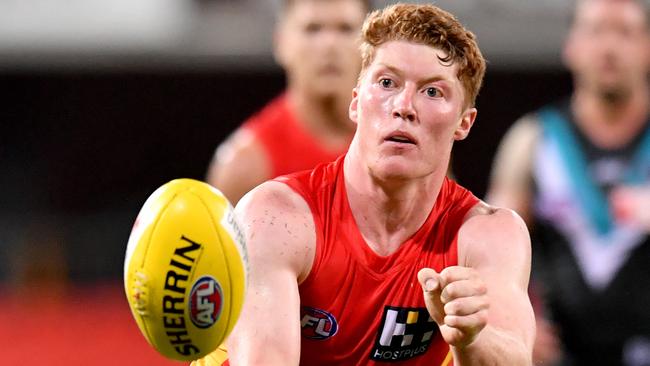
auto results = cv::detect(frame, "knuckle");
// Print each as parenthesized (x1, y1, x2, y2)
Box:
(444, 300, 460, 315)
(476, 310, 489, 325)
(443, 283, 457, 298)
(482, 296, 490, 310)
(475, 281, 487, 295)
(445, 315, 459, 327)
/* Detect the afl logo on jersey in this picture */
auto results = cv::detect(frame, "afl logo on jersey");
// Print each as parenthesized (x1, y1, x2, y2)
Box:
(300, 306, 338, 340)
(189, 276, 222, 329)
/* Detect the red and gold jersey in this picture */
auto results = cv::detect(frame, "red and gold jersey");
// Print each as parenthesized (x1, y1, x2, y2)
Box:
(242, 93, 349, 178)
(276, 155, 478, 365)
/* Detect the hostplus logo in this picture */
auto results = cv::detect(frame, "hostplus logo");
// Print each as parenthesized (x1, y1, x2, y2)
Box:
(370, 306, 439, 362)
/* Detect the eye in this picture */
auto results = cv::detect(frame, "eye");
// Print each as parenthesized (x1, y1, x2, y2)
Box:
(338, 23, 354, 34)
(425, 87, 441, 98)
(380, 78, 394, 88)
(305, 23, 322, 34)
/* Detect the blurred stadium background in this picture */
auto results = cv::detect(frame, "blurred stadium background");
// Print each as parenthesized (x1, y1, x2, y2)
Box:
(0, 0, 573, 364)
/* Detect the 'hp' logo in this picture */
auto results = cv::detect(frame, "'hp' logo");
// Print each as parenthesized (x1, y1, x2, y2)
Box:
(370, 306, 439, 361)
(189, 276, 222, 328)
(300, 306, 338, 340)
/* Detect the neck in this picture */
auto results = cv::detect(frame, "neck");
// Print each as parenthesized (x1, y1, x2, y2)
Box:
(571, 84, 650, 149)
(343, 149, 446, 256)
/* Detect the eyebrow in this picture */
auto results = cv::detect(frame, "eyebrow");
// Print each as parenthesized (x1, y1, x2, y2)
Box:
(375, 62, 453, 87)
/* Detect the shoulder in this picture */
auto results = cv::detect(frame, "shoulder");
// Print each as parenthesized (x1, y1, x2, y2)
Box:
(486, 113, 543, 218)
(457, 202, 531, 280)
(235, 180, 316, 282)
(460, 202, 529, 241)
(490, 112, 542, 180)
(236, 179, 312, 219)
(217, 128, 269, 169)
(206, 127, 271, 203)
(501, 113, 543, 150)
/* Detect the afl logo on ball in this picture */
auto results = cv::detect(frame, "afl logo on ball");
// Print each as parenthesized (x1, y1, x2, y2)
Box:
(300, 306, 338, 340)
(189, 276, 222, 329)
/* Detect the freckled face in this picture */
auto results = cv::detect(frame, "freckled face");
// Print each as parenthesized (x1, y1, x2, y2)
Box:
(349, 40, 477, 180)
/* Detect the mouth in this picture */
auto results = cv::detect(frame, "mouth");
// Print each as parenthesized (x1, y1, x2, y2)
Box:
(384, 131, 417, 145)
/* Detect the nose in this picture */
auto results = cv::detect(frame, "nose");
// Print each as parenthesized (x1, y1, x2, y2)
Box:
(319, 29, 340, 54)
(392, 86, 416, 122)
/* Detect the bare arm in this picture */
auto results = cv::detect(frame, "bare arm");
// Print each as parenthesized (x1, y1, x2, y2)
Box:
(454, 205, 534, 365)
(206, 129, 271, 205)
(227, 181, 315, 366)
(418, 205, 535, 365)
(486, 116, 540, 223)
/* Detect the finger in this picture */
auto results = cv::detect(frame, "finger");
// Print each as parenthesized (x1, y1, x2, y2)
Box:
(443, 295, 489, 316)
(444, 309, 488, 331)
(417, 268, 440, 293)
(439, 266, 479, 287)
(440, 279, 488, 304)
(417, 268, 445, 324)
(439, 325, 464, 347)
(441, 313, 487, 349)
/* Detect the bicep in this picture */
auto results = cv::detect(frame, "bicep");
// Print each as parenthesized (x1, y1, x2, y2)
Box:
(227, 182, 315, 365)
(460, 209, 536, 349)
(206, 130, 271, 205)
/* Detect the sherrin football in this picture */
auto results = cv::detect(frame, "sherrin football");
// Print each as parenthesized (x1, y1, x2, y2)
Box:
(124, 179, 248, 361)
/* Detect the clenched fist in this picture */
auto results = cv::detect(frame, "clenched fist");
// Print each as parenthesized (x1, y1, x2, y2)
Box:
(417, 266, 489, 348)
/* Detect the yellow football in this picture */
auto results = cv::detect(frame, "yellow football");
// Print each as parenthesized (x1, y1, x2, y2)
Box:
(124, 178, 247, 361)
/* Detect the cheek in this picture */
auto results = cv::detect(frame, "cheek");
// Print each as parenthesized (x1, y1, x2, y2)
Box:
(571, 42, 597, 65)
(342, 48, 361, 72)
(355, 89, 386, 136)
(293, 37, 319, 61)
(420, 106, 462, 139)
(360, 87, 391, 115)
(418, 99, 457, 123)
(625, 44, 650, 66)
(285, 42, 311, 70)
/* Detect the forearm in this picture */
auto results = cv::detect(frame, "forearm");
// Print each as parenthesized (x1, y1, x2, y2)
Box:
(451, 326, 531, 366)
(228, 336, 298, 366)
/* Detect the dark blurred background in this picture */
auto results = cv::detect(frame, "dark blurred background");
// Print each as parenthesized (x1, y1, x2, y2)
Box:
(0, 68, 572, 282)
(0, 0, 573, 364)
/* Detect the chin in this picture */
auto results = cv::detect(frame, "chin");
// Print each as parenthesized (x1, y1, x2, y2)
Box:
(596, 84, 631, 103)
(371, 156, 423, 181)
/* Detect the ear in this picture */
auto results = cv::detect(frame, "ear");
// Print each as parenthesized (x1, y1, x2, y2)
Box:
(645, 34, 650, 70)
(453, 107, 477, 141)
(562, 30, 577, 71)
(349, 87, 359, 124)
(273, 24, 288, 68)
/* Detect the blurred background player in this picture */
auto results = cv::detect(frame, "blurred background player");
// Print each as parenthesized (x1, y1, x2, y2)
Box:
(195, 1, 367, 364)
(205, 0, 369, 204)
(487, 0, 650, 364)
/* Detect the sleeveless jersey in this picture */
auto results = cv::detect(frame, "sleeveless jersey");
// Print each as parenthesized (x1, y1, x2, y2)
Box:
(531, 100, 650, 365)
(242, 93, 350, 178)
(275, 155, 479, 365)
